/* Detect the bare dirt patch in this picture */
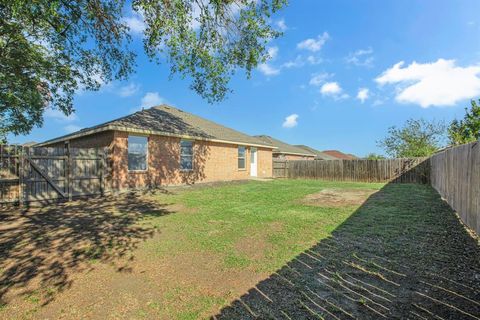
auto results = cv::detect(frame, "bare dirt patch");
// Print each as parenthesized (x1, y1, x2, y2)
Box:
(302, 188, 378, 207)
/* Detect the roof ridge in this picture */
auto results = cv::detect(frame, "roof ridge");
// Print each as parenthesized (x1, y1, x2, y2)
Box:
(39, 105, 275, 148)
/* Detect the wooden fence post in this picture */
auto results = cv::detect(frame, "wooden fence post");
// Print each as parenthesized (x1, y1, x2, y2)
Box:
(18, 146, 25, 207)
(99, 147, 106, 196)
(66, 142, 72, 201)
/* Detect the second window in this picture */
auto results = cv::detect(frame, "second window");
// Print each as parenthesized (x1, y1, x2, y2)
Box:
(238, 146, 246, 169)
(180, 140, 193, 170)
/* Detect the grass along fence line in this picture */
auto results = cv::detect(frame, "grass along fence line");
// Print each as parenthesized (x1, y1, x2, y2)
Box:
(274, 158, 430, 183)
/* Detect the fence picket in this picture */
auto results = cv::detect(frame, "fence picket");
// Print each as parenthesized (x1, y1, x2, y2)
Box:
(274, 158, 429, 183)
(0, 145, 106, 204)
(430, 141, 479, 234)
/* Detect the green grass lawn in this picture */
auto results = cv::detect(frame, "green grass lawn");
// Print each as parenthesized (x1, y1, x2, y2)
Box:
(143, 180, 383, 274)
(1, 179, 478, 319)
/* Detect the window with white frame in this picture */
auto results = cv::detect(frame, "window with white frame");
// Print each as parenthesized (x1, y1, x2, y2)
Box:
(128, 136, 148, 171)
(180, 140, 193, 170)
(238, 146, 246, 169)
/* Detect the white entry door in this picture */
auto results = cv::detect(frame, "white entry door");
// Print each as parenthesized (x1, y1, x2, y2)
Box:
(250, 148, 257, 177)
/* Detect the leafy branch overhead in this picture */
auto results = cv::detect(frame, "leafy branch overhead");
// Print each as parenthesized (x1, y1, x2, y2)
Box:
(0, 0, 286, 137)
(138, 0, 285, 102)
(448, 99, 480, 145)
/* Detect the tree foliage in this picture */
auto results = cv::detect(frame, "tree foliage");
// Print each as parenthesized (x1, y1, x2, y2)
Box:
(377, 119, 446, 158)
(448, 99, 480, 145)
(0, 0, 286, 138)
(365, 153, 385, 160)
(1, 0, 134, 137)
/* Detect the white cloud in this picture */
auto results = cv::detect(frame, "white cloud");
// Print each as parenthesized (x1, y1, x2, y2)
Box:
(140, 92, 164, 109)
(375, 59, 480, 108)
(346, 47, 374, 67)
(276, 18, 287, 31)
(267, 46, 279, 60)
(282, 114, 299, 128)
(320, 82, 349, 100)
(309, 73, 330, 86)
(320, 82, 342, 95)
(123, 13, 146, 35)
(297, 32, 329, 52)
(258, 63, 280, 76)
(283, 55, 322, 69)
(45, 108, 77, 122)
(307, 55, 322, 65)
(357, 88, 369, 103)
(282, 55, 305, 68)
(257, 47, 281, 76)
(64, 125, 82, 133)
(118, 83, 140, 97)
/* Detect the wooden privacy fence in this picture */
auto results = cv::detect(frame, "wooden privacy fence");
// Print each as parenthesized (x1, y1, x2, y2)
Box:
(274, 158, 430, 183)
(0, 145, 107, 204)
(273, 159, 288, 178)
(430, 141, 480, 234)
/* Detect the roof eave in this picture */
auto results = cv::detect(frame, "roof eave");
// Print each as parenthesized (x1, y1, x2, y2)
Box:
(273, 151, 316, 157)
(37, 125, 277, 149)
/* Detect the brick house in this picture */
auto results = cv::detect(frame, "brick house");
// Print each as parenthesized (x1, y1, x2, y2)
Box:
(38, 105, 275, 191)
(254, 135, 315, 160)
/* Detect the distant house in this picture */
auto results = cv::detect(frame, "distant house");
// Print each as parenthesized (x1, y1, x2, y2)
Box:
(322, 150, 357, 160)
(254, 135, 315, 160)
(21, 141, 38, 147)
(294, 145, 337, 160)
(38, 105, 275, 190)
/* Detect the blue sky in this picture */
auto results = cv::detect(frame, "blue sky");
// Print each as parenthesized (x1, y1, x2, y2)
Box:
(10, 0, 480, 156)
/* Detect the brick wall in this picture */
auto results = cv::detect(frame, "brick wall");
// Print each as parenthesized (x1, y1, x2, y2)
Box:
(111, 131, 273, 190)
(42, 130, 273, 190)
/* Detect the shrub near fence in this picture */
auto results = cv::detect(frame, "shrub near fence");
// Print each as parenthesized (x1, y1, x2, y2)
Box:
(430, 141, 480, 234)
(274, 158, 430, 184)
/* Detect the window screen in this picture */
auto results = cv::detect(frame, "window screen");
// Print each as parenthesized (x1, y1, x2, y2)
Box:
(180, 140, 193, 170)
(238, 146, 246, 169)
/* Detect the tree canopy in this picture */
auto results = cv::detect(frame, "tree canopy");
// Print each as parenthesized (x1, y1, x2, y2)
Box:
(364, 153, 385, 160)
(448, 99, 480, 145)
(0, 0, 286, 138)
(377, 118, 446, 158)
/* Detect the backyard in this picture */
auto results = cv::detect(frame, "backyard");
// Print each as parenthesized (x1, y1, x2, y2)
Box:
(0, 179, 479, 319)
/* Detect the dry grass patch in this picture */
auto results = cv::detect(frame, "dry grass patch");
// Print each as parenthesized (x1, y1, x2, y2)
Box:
(302, 188, 378, 207)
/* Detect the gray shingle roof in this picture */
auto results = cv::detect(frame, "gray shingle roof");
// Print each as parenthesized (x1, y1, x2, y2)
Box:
(254, 136, 315, 156)
(294, 145, 338, 160)
(39, 105, 274, 148)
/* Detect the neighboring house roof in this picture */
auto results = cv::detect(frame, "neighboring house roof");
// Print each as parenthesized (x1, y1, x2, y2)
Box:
(322, 150, 357, 160)
(294, 145, 337, 160)
(38, 105, 275, 148)
(21, 141, 37, 147)
(254, 135, 315, 157)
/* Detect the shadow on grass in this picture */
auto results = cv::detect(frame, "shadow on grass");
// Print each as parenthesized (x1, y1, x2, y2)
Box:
(0, 192, 173, 306)
(214, 183, 480, 319)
